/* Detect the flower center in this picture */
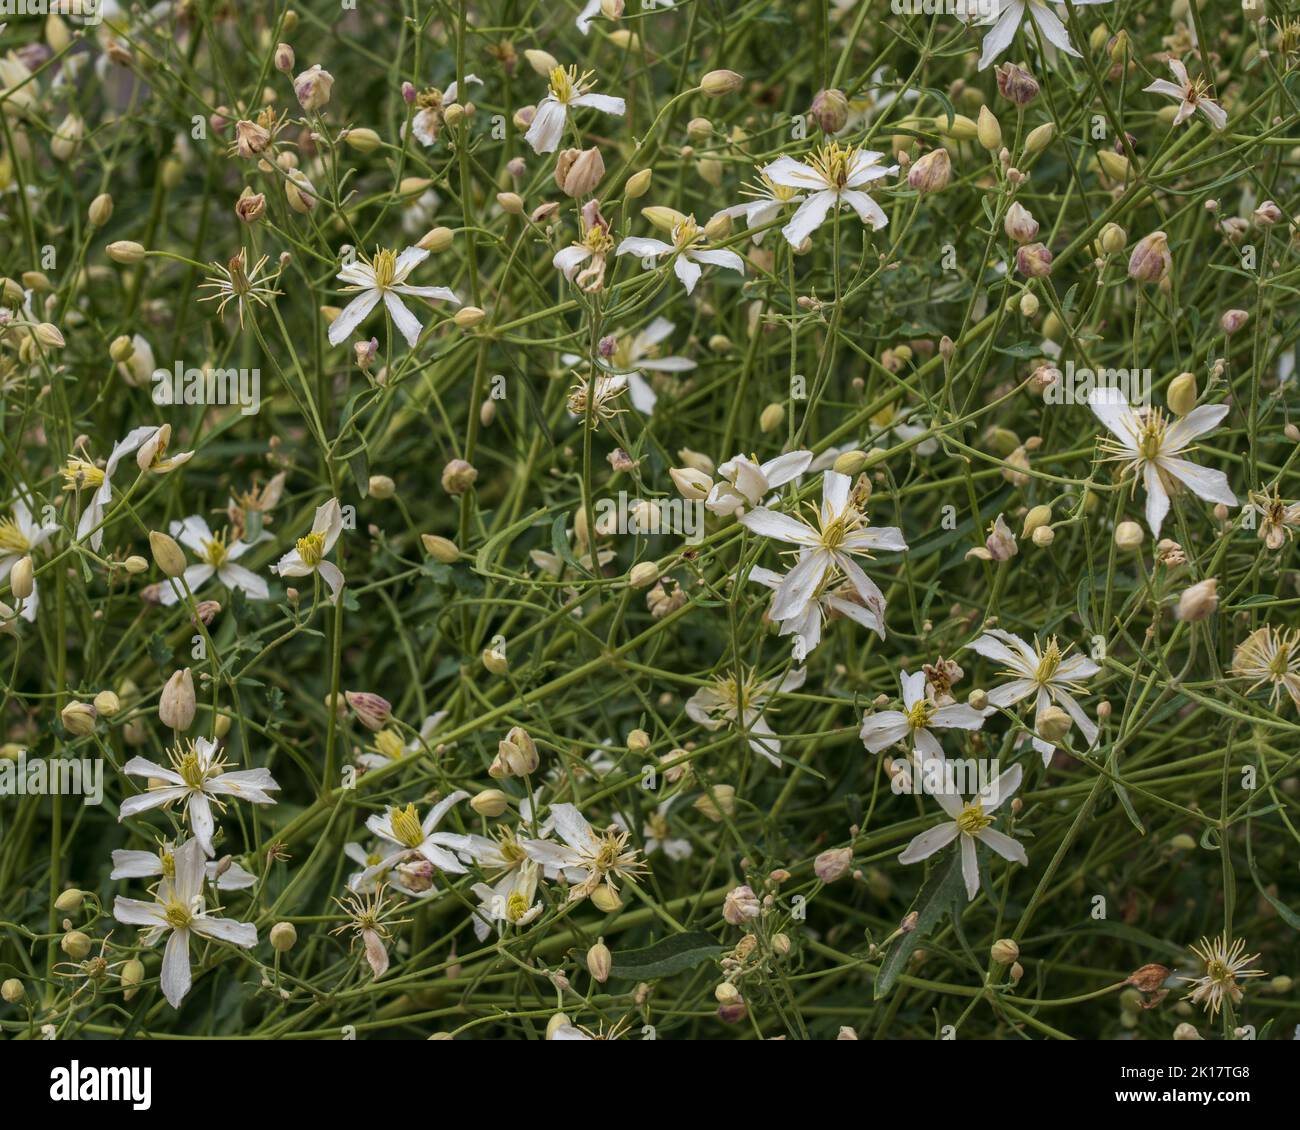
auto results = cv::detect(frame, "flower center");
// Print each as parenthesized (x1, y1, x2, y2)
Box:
(163, 899, 193, 930)
(371, 249, 398, 290)
(296, 530, 327, 567)
(0, 518, 30, 554)
(1135, 410, 1170, 461)
(548, 64, 590, 103)
(809, 141, 856, 190)
(1035, 638, 1062, 683)
(61, 458, 105, 492)
(505, 891, 530, 922)
(201, 531, 230, 569)
(956, 803, 992, 835)
(906, 699, 935, 730)
(671, 216, 702, 250)
(389, 803, 425, 848)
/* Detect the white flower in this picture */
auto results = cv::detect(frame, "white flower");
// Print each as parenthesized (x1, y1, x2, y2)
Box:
(271, 496, 346, 602)
(1143, 58, 1226, 130)
(641, 797, 692, 860)
(749, 565, 885, 661)
(553, 200, 615, 293)
(760, 142, 896, 247)
(898, 762, 1027, 900)
(469, 858, 544, 940)
(113, 838, 258, 1008)
(969, 629, 1100, 764)
(62, 425, 161, 551)
(616, 213, 745, 295)
(350, 791, 471, 895)
(520, 802, 646, 901)
(685, 666, 807, 767)
(738, 470, 906, 623)
(860, 669, 988, 765)
(525, 64, 625, 154)
(707, 450, 813, 518)
(120, 737, 280, 857)
(158, 514, 270, 607)
(111, 841, 256, 890)
(1181, 935, 1266, 1017)
(0, 494, 58, 622)
(327, 246, 459, 348)
(1087, 387, 1237, 537)
(972, 0, 1113, 71)
(711, 172, 805, 244)
(409, 74, 482, 145)
(564, 317, 696, 415)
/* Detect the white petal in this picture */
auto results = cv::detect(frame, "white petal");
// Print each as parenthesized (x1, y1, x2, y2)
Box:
(899, 821, 959, 864)
(327, 289, 382, 346)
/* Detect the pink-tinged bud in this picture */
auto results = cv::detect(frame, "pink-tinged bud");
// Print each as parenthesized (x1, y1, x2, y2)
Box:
(814, 847, 853, 882)
(554, 146, 605, 198)
(395, 858, 435, 893)
(1015, 242, 1053, 278)
(1004, 201, 1039, 244)
(1220, 309, 1249, 336)
(345, 691, 392, 732)
(441, 458, 478, 496)
(1254, 200, 1283, 227)
(722, 884, 761, 926)
(716, 1000, 748, 1024)
(274, 43, 295, 73)
(489, 726, 539, 778)
(233, 119, 271, 158)
(907, 148, 951, 195)
(401, 81, 417, 104)
(810, 87, 849, 134)
(1128, 230, 1171, 283)
(294, 64, 335, 113)
(995, 61, 1039, 106)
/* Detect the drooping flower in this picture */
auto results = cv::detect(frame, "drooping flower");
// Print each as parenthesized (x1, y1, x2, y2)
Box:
(197, 249, 283, 328)
(760, 142, 896, 247)
(1087, 387, 1236, 537)
(408, 74, 482, 145)
(707, 450, 813, 518)
(738, 470, 906, 623)
(120, 737, 280, 856)
(1248, 487, 1300, 551)
(616, 212, 745, 295)
(553, 200, 616, 292)
(525, 64, 625, 154)
(1181, 935, 1265, 1017)
(271, 497, 346, 602)
(860, 669, 988, 766)
(112, 838, 258, 1008)
(685, 666, 806, 767)
(157, 513, 270, 607)
(969, 628, 1100, 764)
(327, 246, 459, 348)
(1144, 58, 1227, 130)
(62, 426, 165, 551)
(331, 884, 409, 979)
(898, 763, 1027, 900)
(520, 803, 646, 902)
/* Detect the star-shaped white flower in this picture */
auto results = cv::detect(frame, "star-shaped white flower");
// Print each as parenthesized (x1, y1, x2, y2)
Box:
(1087, 387, 1236, 537)
(969, 628, 1100, 764)
(711, 171, 806, 244)
(616, 213, 745, 295)
(860, 669, 988, 765)
(113, 838, 258, 1008)
(525, 64, 625, 154)
(685, 666, 807, 767)
(898, 762, 1028, 901)
(760, 142, 896, 247)
(738, 469, 906, 623)
(351, 790, 471, 896)
(1144, 58, 1227, 131)
(120, 737, 280, 857)
(271, 496, 346, 602)
(519, 803, 646, 902)
(327, 246, 459, 348)
(158, 513, 270, 607)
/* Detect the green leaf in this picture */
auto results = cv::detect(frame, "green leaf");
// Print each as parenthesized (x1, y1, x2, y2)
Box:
(610, 930, 723, 981)
(875, 848, 965, 1000)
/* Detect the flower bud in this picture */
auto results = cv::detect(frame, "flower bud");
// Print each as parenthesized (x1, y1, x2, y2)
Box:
(976, 105, 1002, 151)
(722, 884, 761, 925)
(421, 534, 460, 563)
(343, 127, 383, 153)
(814, 847, 853, 883)
(159, 669, 196, 732)
(1015, 243, 1053, 278)
(54, 888, 84, 912)
(759, 403, 785, 433)
(624, 168, 653, 198)
(1166, 372, 1197, 416)
(700, 69, 743, 97)
(491, 725, 539, 778)
(907, 148, 951, 194)
(1099, 222, 1127, 254)
(1220, 309, 1249, 336)
(629, 562, 659, 589)
(149, 530, 187, 578)
(441, 459, 478, 496)
(1176, 577, 1218, 622)
(274, 42, 295, 73)
(1021, 504, 1052, 537)
(270, 922, 298, 952)
(586, 940, 612, 983)
(1036, 704, 1071, 744)
(1097, 149, 1129, 181)
(991, 938, 1020, 965)
(810, 88, 849, 134)
(524, 49, 559, 77)
(482, 647, 509, 676)
(555, 145, 605, 197)
(9, 555, 33, 600)
(345, 691, 392, 731)
(1003, 201, 1039, 244)
(61, 930, 92, 960)
(1128, 230, 1171, 284)
(470, 789, 509, 818)
(106, 240, 146, 264)
(453, 306, 485, 328)
(419, 226, 455, 252)
(1, 978, 24, 1004)
(995, 61, 1039, 106)
(1024, 122, 1055, 154)
(591, 885, 623, 913)
(294, 64, 334, 112)
(61, 701, 97, 736)
(669, 466, 713, 500)
(93, 690, 122, 717)
(694, 784, 735, 822)
(88, 193, 114, 227)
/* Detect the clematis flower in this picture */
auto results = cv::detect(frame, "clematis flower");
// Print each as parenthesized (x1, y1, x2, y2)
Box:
(271, 496, 346, 602)
(327, 246, 459, 348)
(520, 803, 646, 902)
(120, 737, 280, 857)
(711, 171, 805, 244)
(1181, 935, 1266, 1017)
(1087, 387, 1236, 537)
(860, 669, 988, 766)
(748, 565, 885, 661)
(135, 424, 193, 475)
(1144, 58, 1227, 130)
(349, 791, 470, 896)
(971, 0, 1113, 72)
(760, 142, 896, 247)
(707, 450, 813, 518)
(112, 838, 258, 1008)
(553, 200, 616, 292)
(468, 858, 544, 940)
(111, 840, 256, 889)
(62, 425, 164, 551)
(685, 666, 806, 767)
(738, 469, 906, 623)
(525, 64, 625, 154)
(616, 212, 744, 295)
(969, 629, 1100, 763)
(0, 494, 58, 622)
(409, 74, 482, 145)
(158, 513, 270, 607)
(1231, 625, 1300, 711)
(898, 762, 1028, 900)
(562, 317, 696, 415)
